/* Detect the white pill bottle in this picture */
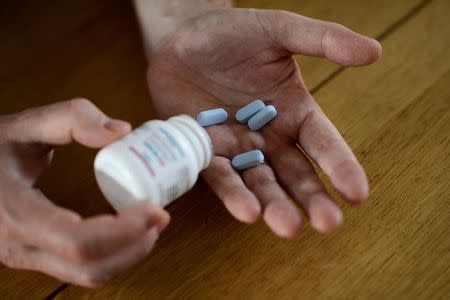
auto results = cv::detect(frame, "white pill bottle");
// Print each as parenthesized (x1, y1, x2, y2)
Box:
(94, 115, 213, 210)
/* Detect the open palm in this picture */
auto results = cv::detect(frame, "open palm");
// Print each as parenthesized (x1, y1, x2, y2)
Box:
(147, 9, 381, 237)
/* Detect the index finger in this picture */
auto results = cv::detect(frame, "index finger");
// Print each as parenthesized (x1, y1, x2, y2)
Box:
(0, 99, 131, 148)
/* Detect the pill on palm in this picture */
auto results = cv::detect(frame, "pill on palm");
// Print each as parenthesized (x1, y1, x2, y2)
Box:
(196, 108, 228, 127)
(231, 150, 265, 171)
(248, 105, 277, 131)
(235, 99, 265, 123)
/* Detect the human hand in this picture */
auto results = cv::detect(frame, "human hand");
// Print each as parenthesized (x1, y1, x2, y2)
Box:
(0, 99, 170, 287)
(146, 8, 381, 237)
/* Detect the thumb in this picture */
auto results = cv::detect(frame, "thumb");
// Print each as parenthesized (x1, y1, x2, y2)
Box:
(259, 10, 382, 66)
(1, 99, 131, 148)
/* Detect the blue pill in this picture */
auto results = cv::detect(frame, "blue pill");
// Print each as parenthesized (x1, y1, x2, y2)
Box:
(235, 99, 266, 123)
(231, 150, 265, 171)
(248, 105, 277, 131)
(196, 108, 228, 127)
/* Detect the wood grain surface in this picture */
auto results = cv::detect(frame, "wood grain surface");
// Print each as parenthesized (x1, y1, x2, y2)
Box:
(0, 0, 448, 299)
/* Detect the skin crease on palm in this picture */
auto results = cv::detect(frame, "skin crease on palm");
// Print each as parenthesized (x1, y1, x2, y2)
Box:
(147, 8, 382, 238)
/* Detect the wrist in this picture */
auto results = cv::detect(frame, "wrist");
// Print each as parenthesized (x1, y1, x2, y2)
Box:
(134, 0, 233, 57)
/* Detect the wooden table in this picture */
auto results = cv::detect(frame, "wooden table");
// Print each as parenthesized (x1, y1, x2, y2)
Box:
(1, 0, 449, 299)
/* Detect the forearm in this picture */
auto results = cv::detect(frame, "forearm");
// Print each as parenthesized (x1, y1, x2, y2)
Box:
(134, 0, 233, 57)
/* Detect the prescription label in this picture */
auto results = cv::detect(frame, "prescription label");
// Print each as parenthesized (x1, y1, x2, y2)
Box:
(126, 122, 192, 205)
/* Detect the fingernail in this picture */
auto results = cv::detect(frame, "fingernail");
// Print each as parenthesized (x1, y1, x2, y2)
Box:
(104, 119, 131, 132)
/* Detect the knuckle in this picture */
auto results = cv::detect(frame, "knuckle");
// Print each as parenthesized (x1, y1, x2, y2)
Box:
(328, 22, 347, 32)
(315, 132, 340, 154)
(213, 158, 236, 177)
(0, 212, 15, 240)
(66, 98, 95, 119)
(65, 239, 92, 262)
(254, 174, 275, 187)
(0, 225, 11, 240)
(0, 108, 38, 141)
(0, 219, 9, 240)
(68, 98, 94, 112)
(296, 175, 323, 197)
(0, 245, 21, 269)
(269, 9, 295, 36)
(1, 256, 17, 269)
(273, 9, 291, 19)
(262, 8, 288, 22)
(245, 166, 276, 188)
(232, 130, 267, 154)
(67, 98, 105, 127)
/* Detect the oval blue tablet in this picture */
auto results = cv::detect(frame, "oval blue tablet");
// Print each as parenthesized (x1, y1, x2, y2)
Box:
(231, 150, 265, 171)
(248, 105, 277, 131)
(196, 108, 228, 127)
(235, 99, 265, 124)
